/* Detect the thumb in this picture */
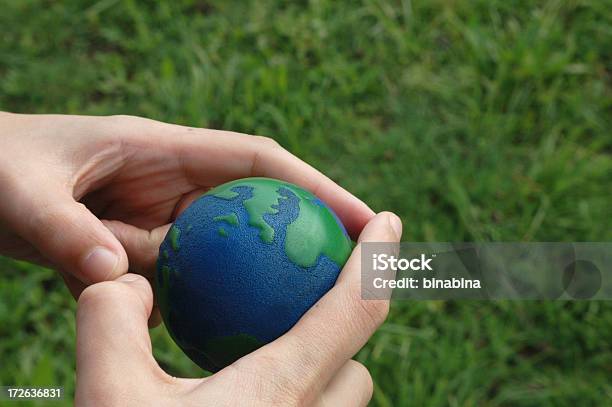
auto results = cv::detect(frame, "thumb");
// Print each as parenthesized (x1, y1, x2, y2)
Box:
(76, 274, 161, 402)
(10, 190, 128, 284)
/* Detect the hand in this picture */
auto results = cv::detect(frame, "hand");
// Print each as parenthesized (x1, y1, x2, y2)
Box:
(75, 212, 402, 406)
(0, 112, 374, 297)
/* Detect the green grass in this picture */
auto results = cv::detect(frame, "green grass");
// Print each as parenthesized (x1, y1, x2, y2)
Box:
(1, 0, 611, 405)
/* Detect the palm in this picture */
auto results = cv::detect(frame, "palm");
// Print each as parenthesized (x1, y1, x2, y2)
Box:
(81, 160, 199, 230)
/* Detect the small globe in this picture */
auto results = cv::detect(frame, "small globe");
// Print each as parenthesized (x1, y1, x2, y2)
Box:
(156, 177, 352, 372)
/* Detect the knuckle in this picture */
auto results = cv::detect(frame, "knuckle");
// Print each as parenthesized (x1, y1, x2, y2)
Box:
(252, 135, 281, 148)
(100, 114, 140, 136)
(101, 114, 155, 141)
(107, 114, 138, 123)
(358, 298, 390, 328)
(349, 281, 390, 329)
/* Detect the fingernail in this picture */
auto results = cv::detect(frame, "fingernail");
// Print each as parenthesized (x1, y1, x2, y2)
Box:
(81, 246, 118, 283)
(388, 213, 403, 240)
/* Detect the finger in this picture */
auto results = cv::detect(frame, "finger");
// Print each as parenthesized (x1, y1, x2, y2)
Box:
(62, 271, 153, 331)
(102, 220, 168, 328)
(114, 116, 375, 238)
(5, 186, 128, 284)
(76, 274, 161, 393)
(101, 220, 170, 278)
(318, 360, 373, 407)
(253, 212, 402, 393)
(183, 134, 374, 238)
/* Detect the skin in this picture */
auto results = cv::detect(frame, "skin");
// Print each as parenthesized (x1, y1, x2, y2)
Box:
(0, 112, 373, 291)
(76, 212, 401, 406)
(0, 112, 403, 405)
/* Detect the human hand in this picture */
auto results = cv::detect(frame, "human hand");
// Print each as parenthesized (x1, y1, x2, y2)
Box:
(75, 212, 402, 406)
(0, 112, 374, 297)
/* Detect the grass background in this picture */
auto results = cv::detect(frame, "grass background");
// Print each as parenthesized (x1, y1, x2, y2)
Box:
(1, 0, 611, 405)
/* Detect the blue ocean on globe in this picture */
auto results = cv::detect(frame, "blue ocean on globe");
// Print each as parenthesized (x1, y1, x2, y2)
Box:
(156, 177, 353, 372)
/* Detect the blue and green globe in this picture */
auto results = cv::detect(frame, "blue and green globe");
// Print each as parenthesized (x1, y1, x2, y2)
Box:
(156, 177, 353, 372)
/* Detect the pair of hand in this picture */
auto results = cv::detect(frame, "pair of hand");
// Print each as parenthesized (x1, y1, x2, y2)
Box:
(0, 112, 402, 405)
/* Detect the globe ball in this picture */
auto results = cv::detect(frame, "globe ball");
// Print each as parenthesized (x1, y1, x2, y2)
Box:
(156, 177, 352, 372)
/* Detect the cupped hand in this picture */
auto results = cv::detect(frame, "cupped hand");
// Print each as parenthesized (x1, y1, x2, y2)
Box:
(75, 212, 402, 406)
(0, 112, 374, 296)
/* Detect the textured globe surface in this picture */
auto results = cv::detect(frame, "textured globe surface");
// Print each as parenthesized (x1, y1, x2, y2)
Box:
(156, 177, 353, 372)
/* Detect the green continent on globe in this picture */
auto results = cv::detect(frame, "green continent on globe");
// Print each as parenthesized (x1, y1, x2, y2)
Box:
(208, 177, 352, 267)
(168, 226, 181, 251)
(214, 213, 239, 237)
(213, 213, 239, 226)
